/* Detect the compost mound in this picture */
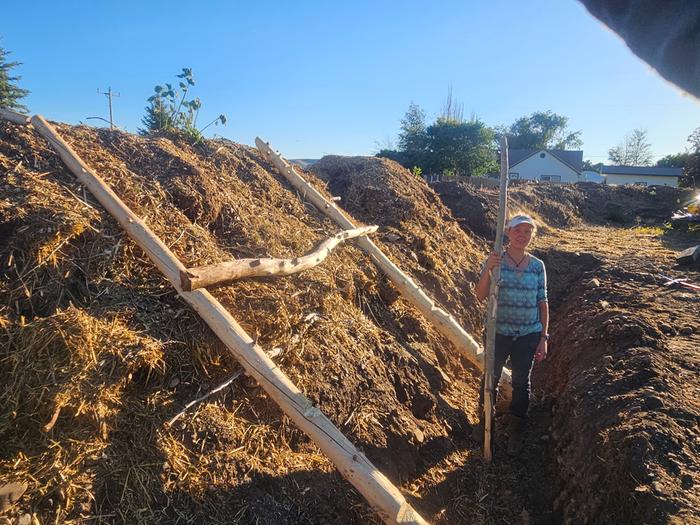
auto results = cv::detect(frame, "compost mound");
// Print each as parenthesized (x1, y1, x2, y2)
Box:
(312, 155, 484, 336)
(0, 122, 487, 524)
(433, 180, 693, 240)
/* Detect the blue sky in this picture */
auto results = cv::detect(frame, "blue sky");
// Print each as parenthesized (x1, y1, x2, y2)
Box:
(3, 0, 699, 161)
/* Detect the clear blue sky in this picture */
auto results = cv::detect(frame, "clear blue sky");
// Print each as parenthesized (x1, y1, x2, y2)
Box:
(3, 0, 699, 162)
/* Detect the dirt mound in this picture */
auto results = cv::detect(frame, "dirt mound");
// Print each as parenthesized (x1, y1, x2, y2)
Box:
(311, 156, 484, 336)
(0, 122, 491, 524)
(432, 180, 693, 240)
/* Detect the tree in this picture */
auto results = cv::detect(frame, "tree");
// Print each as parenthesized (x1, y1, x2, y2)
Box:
(426, 117, 497, 177)
(0, 44, 30, 112)
(581, 159, 604, 172)
(652, 128, 700, 187)
(656, 152, 691, 168)
(397, 102, 428, 170)
(500, 111, 582, 150)
(439, 85, 464, 123)
(608, 128, 653, 166)
(680, 127, 700, 187)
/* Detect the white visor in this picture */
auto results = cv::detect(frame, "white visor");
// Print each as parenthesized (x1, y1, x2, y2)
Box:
(507, 215, 536, 229)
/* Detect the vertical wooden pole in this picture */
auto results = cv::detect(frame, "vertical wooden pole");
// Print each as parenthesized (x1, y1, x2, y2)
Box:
(483, 136, 509, 461)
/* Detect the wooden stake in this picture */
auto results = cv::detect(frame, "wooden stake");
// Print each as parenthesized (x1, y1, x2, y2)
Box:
(12, 114, 428, 525)
(255, 137, 513, 393)
(483, 136, 509, 462)
(181, 226, 377, 291)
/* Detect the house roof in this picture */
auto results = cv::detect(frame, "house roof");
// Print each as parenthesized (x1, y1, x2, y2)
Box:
(509, 149, 584, 172)
(601, 165, 682, 177)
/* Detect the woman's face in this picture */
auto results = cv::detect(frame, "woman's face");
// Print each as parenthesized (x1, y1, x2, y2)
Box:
(507, 223, 535, 249)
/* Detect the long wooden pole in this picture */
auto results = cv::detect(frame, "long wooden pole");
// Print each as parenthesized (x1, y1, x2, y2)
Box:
(8, 114, 428, 525)
(181, 226, 377, 291)
(483, 136, 509, 462)
(255, 137, 513, 393)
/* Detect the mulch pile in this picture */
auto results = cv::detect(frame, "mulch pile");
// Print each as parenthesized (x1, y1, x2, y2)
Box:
(311, 156, 485, 336)
(0, 122, 487, 524)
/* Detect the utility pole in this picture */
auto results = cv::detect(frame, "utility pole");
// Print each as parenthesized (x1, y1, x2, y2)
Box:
(97, 87, 120, 129)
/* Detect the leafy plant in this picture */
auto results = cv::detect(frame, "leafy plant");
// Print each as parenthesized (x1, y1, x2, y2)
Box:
(139, 68, 226, 143)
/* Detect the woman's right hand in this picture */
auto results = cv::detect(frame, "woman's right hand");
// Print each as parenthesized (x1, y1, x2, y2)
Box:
(484, 252, 502, 272)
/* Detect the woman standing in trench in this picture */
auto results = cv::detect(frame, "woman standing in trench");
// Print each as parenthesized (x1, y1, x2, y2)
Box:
(474, 214, 549, 456)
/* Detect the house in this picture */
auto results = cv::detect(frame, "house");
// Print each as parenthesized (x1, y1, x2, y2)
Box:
(508, 149, 583, 183)
(581, 170, 605, 183)
(601, 166, 682, 187)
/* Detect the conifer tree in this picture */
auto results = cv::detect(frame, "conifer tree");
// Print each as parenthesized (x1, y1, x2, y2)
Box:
(0, 45, 30, 112)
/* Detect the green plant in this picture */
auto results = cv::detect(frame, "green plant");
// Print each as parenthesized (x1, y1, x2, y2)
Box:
(139, 68, 226, 143)
(411, 166, 423, 178)
(0, 44, 30, 112)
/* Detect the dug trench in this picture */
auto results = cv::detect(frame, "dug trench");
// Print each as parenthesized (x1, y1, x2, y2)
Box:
(426, 178, 699, 524)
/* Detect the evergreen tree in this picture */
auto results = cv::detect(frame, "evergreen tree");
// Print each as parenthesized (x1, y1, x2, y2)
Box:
(397, 102, 428, 170)
(139, 95, 173, 135)
(0, 45, 30, 112)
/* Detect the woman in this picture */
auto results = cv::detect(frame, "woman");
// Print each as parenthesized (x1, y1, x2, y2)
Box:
(474, 213, 549, 456)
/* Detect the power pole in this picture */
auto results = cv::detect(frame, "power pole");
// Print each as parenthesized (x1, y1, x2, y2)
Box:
(97, 87, 120, 129)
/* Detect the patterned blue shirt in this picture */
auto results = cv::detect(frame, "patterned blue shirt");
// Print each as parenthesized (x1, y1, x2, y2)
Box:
(485, 254, 547, 337)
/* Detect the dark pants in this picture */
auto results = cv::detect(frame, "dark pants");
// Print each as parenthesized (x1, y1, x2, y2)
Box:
(481, 332, 540, 418)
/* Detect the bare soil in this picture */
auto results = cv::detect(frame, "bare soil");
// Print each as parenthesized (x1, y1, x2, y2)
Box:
(533, 226, 700, 525)
(433, 179, 700, 524)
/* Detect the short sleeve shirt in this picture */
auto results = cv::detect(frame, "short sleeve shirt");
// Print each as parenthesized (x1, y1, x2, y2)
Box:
(485, 254, 547, 337)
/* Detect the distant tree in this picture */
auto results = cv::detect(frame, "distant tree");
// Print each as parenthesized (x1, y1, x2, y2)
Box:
(373, 134, 396, 153)
(653, 129, 700, 187)
(375, 148, 406, 165)
(397, 102, 428, 171)
(656, 152, 691, 168)
(379, 94, 497, 178)
(581, 159, 604, 171)
(426, 117, 497, 177)
(499, 111, 582, 150)
(0, 44, 30, 112)
(688, 127, 700, 152)
(139, 68, 226, 142)
(608, 128, 653, 166)
(680, 127, 700, 187)
(439, 85, 464, 123)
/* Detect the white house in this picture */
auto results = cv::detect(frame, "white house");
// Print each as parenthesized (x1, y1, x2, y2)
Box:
(581, 170, 605, 183)
(508, 149, 584, 183)
(602, 166, 682, 187)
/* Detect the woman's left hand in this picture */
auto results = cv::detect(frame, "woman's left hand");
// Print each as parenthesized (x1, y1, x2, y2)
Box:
(535, 339, 548, 362)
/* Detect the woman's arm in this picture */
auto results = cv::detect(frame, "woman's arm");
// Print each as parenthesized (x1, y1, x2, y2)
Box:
(475, 252, 502, 301)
